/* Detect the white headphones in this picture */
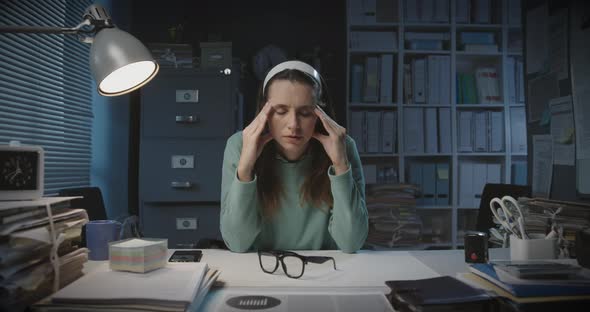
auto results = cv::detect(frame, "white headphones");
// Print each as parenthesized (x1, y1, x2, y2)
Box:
(262, 60, 322, 95)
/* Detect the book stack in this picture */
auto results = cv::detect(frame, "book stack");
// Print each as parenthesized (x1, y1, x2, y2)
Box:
(456, 67, 502, 104)
(459, 32, 498, 52)
(0, 197, 89, 311)
(403, 55, 451, 105)
(463, 261, 590, 310)
(365, 184, 423, 248)
(35, 261, 220, 312)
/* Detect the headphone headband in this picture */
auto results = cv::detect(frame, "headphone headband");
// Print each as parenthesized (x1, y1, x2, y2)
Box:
(262, 60, 322, 93)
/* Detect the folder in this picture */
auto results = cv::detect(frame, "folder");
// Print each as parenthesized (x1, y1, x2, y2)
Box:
(363, 56, 380, 102)
(438, 108, 452, 153)
(380, 54, 394, 103)
(505, 57, 516, 103)
(381, 111, 396, 153)
(350, 111, 365, 153)
(512, 162, 527, 185)
(510, 107, 527, 153)
(486, 163, 502, 184)
(489, 111, 504, 152)
(409, 163, 423, 205)
(366, 111, 381, 153)
(363, 164, 377, 184)
(473, 111, 488, 152)
(424, 108, 438, 153)
(459, 162, 473, 207)
(458, 111, 473, 152)
(472, 163, 488, 208)
(439, 56, 451, 105)
(412, 58, 426, 103)
(422, 163, 436, 206)
(404, 108, 424, 153)
(350, 63, 364, 103)
(427, 55, 439, 104)
(435, 163, 450, 206)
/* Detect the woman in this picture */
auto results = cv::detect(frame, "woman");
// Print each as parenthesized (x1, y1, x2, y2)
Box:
(220, 60, 367, 253)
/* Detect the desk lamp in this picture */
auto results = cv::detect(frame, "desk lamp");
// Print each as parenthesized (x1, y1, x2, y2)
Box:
(0, 4, 159, 96)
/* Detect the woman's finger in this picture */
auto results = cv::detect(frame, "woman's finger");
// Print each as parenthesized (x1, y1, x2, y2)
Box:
(314, 106, 337, 135)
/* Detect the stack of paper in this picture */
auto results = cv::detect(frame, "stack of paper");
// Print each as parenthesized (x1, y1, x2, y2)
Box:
(0, 197, 88, 311)
(35, 262, 219, 312)
(109, 238, 167, 273)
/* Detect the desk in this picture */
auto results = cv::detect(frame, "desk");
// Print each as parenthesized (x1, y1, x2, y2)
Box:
(83, 248, 510, 311)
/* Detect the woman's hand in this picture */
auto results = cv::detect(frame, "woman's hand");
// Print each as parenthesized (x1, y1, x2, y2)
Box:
(312, 105, 349, 175)
(238, 102, 274, 181)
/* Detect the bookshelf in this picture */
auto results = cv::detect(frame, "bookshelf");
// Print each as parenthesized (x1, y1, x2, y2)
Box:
(346, 0, 527, 249)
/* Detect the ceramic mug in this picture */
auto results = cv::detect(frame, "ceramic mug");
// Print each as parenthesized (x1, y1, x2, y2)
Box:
(86, 220, 121, 260)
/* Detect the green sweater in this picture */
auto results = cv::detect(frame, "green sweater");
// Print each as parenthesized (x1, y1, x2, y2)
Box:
(220, 132, 368, 253)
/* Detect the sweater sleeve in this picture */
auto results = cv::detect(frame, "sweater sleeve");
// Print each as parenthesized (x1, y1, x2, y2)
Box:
(327, 135, 368, 253)
(219, 132, 262, 252)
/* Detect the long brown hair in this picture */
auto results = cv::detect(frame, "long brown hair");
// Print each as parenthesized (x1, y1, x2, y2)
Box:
(255, 68, 336, 217)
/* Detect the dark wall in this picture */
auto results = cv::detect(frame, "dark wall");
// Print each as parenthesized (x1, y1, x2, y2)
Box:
(129, 0, 348, 126)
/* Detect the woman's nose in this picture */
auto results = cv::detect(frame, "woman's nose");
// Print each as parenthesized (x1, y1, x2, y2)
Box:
(287, 112, 300, 129)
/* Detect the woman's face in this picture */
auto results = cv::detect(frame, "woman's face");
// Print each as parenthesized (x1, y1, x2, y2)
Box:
(266, 80, 318, 161)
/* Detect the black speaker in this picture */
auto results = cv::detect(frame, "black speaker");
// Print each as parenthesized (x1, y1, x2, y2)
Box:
(576, 228, 590, 268)
(464, 231, 488, 263)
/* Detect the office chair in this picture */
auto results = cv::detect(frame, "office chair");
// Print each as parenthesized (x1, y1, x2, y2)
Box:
(475, 183, 532, 236)
(59, 186, 108, 247)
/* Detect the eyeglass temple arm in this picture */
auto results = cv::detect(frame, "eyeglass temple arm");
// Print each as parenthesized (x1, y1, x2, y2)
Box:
(306, 256, 337, 270)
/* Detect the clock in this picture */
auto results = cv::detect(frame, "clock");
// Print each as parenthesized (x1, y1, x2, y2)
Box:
(0, 142, 44, 201)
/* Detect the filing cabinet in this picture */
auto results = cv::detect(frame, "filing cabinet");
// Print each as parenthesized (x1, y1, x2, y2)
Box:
(139, 68, 236, 247)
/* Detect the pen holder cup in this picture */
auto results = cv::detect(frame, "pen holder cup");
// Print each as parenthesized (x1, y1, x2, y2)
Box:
(510, 234, 558, 261)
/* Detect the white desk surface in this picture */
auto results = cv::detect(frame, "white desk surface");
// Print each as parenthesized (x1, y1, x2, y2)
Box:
(83, 248, 511, 312)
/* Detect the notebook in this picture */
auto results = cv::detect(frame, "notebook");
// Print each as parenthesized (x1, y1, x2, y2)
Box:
(385, 276, 495, 312)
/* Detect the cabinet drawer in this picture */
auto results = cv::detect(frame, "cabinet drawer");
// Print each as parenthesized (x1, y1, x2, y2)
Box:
(139, 139, 226, 202)
(141, 70, 233, 139)
(140, 202, 221, 249)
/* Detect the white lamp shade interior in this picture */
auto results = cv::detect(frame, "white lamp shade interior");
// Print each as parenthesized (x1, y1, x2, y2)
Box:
(98, 61, 157, 95)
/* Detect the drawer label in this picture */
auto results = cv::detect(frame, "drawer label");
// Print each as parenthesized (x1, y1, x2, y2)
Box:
(171, 155, 194, 168)
(176, 90, 199, 102)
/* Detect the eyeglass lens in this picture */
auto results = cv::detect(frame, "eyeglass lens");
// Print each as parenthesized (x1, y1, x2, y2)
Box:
(281, 255, 304, 277)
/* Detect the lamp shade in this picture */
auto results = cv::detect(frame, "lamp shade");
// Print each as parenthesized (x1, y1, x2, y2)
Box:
(90, 27, 159, 96)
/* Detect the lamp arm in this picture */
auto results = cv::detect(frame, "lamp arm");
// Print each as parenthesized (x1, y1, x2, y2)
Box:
(0, 18, 95, 35)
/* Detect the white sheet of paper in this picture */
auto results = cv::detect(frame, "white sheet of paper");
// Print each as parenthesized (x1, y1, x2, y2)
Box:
(532, 135, 553, 198)
(526, 4, 548, 74)
(113, 238, 162, 248)
(550, 96, 575, 166)
(207, 250, 439, 290)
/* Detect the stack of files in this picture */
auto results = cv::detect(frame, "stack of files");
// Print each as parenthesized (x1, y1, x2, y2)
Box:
(386, 275, 498, 312)
(517, 198, 590, 257)
(405, 32, 450, 51)
(463, 261, 590, 310)
(35, 262, 220, 312)
(350, 55, 395, 104)
(456, 73, 478, 104)
(365, 184, 423, 247)
(405, 56, 450, 104)
(0, 197, 89, 311)
(459, 32, 497, 52)
(349, 31, 397, 51)
(459, 161, 502, 207)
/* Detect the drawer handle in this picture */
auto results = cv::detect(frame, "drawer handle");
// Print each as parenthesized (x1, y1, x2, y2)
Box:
(171, 181, 193, 189)
(175, 115, 199, 123)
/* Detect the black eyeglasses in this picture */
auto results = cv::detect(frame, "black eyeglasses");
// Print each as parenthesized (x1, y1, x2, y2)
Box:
(257, 250, 337, 279)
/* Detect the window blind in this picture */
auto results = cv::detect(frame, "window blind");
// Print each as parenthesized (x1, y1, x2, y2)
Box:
(0, 0, 93, 195)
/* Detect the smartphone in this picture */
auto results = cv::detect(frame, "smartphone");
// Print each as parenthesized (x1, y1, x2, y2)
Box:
(168, 250, 202, 262)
